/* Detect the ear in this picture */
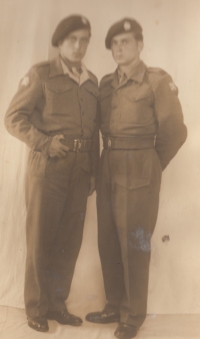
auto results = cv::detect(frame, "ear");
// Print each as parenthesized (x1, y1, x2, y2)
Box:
(137, 41, 144, 53)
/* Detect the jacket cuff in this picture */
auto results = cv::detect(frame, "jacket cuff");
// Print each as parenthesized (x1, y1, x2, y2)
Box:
(41, 136, 53, 156)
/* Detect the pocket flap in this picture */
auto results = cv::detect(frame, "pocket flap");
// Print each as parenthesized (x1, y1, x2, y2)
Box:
(99, 89, 113, 101)
(85, 83, 99, 97)
(112, 151, 152, 190)
(46, 83, 73, 94)
(115, 174, 150, 190)
(134, 87, 152, 102)
(122, 85, 152, 102)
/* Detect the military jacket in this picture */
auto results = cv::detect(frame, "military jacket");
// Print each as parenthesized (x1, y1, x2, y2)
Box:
(99, 60, 187, 169)
(5, 56, 99, 176)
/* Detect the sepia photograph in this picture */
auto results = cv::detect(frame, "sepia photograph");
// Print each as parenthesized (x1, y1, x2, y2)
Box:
(0, 0, 200, 338)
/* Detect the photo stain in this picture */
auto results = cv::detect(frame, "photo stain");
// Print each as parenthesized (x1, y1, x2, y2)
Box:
(129, 226, 151, 252)
(162, 235, 170, 243)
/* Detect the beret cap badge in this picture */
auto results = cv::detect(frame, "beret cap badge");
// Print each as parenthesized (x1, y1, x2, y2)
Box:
(169, 82, 177, 91)
(105, 17, 143, 49)
(52, 15, 91, 47)
(81, 17, 88, 25)
(21, 76, 29, 86)
(124, 21, 131, 31)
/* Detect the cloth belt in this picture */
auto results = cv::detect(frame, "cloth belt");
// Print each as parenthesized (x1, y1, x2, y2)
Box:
(103, 136, 155, 150)
(60, 138, 92, 152)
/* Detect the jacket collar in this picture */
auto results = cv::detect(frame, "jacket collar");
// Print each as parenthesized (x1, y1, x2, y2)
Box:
(111, 60, 147, 89)
(49, 55, 64, 78)
(128, 60, 147, 83)
(60, 58, 90, 86)
(49, 55, 96, 85)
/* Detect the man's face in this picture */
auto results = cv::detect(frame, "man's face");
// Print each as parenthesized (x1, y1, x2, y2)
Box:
(59, 29, 90, 63)
(111, 32, 143, 66)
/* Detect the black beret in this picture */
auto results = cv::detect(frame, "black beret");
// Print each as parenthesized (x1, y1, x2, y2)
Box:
(52, 15, 91, 47)
(105, 18, 143, 49)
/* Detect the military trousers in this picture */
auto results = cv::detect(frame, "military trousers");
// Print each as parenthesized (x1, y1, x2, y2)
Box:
(24, 150, 91, 317)
(97, 148, 162, 328)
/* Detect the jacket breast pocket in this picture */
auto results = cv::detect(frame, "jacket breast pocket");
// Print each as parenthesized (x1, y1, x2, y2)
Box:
(120, 87, 153, 124)
(45, 83, 74, 115)
(134, 88, 152, 104)
(122, 84, 152, 103)
(99, 89, 112, 101)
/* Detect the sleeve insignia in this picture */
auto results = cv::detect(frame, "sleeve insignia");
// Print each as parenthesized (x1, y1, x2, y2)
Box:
(21, 76, 30, 86)
(169, 81, 177, 91)
(124, 21, 131, 31)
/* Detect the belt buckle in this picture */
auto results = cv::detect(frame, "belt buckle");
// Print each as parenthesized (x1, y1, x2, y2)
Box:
(73, 139, 82, 152)
(107, 138, 112, 149)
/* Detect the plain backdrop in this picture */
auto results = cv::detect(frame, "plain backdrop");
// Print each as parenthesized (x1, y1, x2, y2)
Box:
(0, 0, 200, 318)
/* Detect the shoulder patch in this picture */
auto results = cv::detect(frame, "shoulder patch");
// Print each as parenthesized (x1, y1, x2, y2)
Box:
(148, 70, 178, 95)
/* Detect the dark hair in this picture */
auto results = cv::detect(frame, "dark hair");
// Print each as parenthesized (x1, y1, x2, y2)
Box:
(133, 31, 143, 42)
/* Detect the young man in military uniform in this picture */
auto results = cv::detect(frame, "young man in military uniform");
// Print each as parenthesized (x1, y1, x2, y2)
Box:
(86, 18, 187, 339)
(5, 15, 99, 332)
